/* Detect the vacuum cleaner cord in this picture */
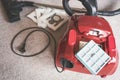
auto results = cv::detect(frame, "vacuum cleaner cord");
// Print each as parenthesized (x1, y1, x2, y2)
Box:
(10, 27, 64, 73)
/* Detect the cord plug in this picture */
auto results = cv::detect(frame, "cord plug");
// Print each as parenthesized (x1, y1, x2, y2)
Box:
(18, 43, 26, 53)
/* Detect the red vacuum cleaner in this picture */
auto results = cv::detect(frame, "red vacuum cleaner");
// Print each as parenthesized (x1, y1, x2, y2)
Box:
(56, 0, 119, 77)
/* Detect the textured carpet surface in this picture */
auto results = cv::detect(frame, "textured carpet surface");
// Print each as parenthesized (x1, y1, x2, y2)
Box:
(0, 0, 120, 80)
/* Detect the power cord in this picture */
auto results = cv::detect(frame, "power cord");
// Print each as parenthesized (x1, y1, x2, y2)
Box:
(10, 27, 64, 73)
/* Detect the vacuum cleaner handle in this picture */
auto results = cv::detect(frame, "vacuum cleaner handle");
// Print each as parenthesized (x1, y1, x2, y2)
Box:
(63, 0, 97, 16)
(79, 0, 97, 15)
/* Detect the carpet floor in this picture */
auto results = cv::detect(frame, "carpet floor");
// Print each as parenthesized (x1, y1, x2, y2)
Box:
(0, 0, 120, 80)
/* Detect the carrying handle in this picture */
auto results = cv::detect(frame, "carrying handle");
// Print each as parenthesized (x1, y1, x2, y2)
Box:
(62, 0, 97, 16)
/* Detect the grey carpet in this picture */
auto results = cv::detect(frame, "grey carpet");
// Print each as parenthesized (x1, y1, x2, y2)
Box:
(0, 0, 120, 80)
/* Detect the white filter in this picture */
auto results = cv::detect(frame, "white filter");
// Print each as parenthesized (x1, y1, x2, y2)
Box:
(75, 40, 111, 74)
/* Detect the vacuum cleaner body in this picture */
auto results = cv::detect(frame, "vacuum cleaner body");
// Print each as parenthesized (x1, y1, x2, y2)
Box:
(56, 15, 118, 77)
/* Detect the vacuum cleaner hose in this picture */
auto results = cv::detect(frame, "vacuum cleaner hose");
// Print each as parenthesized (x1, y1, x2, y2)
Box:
(98, 8, 120, 16)
(62, 0, 120, 16)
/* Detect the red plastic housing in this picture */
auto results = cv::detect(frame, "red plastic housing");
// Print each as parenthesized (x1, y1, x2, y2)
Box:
(56, 15, 118, 77)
